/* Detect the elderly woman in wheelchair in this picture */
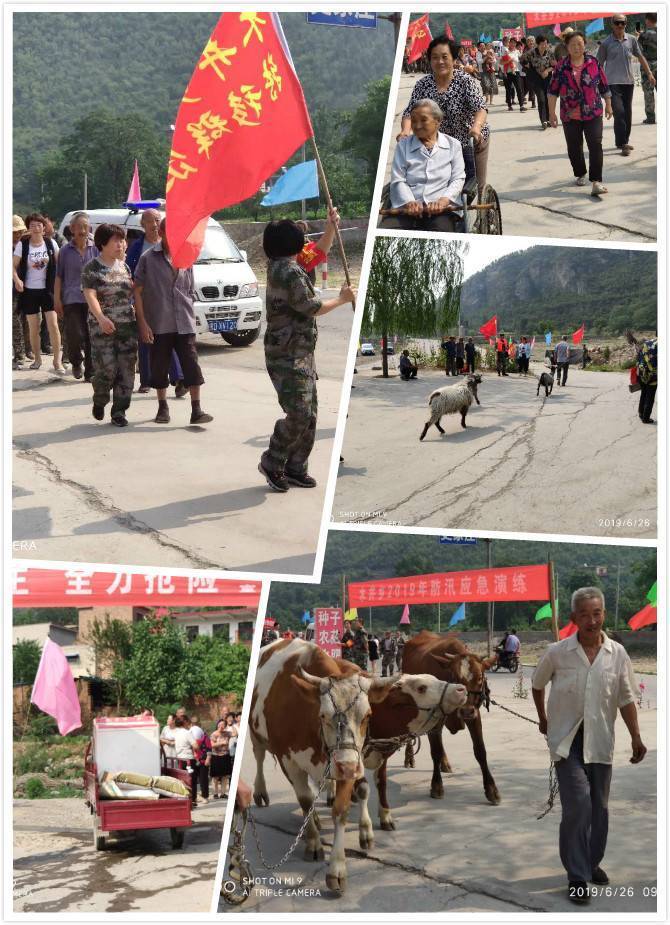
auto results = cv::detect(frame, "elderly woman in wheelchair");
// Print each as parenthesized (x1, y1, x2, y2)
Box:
(379, 99, 466, 233)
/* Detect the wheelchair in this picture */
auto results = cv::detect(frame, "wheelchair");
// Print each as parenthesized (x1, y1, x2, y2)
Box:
(379, 137, 502, 236)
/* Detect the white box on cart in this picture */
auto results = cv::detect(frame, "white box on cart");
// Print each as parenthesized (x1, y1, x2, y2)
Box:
(93, 713, 161, 781)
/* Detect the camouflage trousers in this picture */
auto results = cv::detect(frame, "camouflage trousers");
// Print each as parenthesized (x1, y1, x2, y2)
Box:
(262, 357, 317, 475)
(352, 651, 368, 671)
(642, 66, 657, 119)
(381, 654, 395, 677)
(90, 323, 138, 413)
(12, 292, 26, 361)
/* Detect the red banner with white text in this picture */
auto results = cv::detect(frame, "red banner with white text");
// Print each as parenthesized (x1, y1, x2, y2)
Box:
(349, 565, 551, 608)
(12, 567, 261, 609)
(524, 12, 615, 28)
(314, 608, 343, 659)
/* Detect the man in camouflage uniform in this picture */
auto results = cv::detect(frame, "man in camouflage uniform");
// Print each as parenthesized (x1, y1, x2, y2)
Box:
(351, 618, 369, 671)
(638, 14, 657, 124)
(81, 223, 138, 427)
(340, 622, 356, 663)
(395, 631, 407, 671)
(259, 219, 355, 493)
(380, 631, 397, 677)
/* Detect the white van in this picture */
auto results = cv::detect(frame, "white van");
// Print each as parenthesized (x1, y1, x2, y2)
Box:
(58, 207, 263, 347)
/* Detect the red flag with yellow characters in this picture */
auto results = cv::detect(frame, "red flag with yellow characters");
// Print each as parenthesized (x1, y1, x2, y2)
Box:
(406, 14, 432, 64)
(166, 12, 313, 268)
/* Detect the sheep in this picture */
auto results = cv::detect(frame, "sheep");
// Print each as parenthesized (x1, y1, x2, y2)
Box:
(420, 374, 482, 441)
(536, 372, 554, 397)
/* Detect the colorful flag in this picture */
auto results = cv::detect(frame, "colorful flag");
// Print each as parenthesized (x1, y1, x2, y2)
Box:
(558, 620, 578, 640)
(586, 17, 605, 35)
(30, 639, 82, 735)
(399, 604, 411, 625)
(301, 609, 311, 624)
(127, 159, 141, 202)
(535, 602, 553, 622)
(449, 603, 466, 626)
(444, 21, 454, 40)
(261, 159, 318, 206)
(344, 608, 358, 623)
(479, 315, 497, 338)
(629, 603, 657, 631)
(166, 12, 314, 268)
(646, 581, 657, 605)
(407, 14, 432, 64)
(572, 324, 585, 344)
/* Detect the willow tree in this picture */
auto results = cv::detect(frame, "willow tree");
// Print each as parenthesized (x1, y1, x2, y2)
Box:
(363, 235, 468, 376)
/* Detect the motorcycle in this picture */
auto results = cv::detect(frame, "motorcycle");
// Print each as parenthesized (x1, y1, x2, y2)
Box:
(492, 647, 520, 673)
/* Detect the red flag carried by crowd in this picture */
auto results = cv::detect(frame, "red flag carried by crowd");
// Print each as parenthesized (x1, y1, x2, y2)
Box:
(166, 12, 314, 268)
(443, 20, 455, 40)
(479, 315, 497, 338)
(558, 620, 579, 640)
(572, 324, 585, 344)
(407, 14, 432, 64)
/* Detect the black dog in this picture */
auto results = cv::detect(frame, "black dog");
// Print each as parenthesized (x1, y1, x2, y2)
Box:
(537, 372, 554, 397)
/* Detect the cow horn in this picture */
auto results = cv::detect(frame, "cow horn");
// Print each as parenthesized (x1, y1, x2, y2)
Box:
(368, 675, 398, 690)
(298, 666, 325, 687)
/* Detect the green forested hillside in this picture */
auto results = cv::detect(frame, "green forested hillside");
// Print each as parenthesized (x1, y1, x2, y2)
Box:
(461, 246, 657, 335)
(13, 11, 396, 207)
(267, 531, 656, 633)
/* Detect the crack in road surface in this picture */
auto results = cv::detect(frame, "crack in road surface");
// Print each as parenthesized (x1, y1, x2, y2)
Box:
(239, 816, 546, 912)
(14, 443, 222, 570)
(499, 194, 655, 242)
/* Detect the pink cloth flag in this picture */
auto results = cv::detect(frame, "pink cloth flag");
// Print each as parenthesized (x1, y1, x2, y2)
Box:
(127, 159, 141, 202)
(399, 604, 411, 625)
(30, 638, 82, 735)
(553, 23, 563, 37)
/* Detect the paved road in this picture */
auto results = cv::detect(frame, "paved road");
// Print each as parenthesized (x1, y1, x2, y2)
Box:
(382, 73, 656, 243)
(12, 289, 355, 576)
(334, 364, 656, 539)
(220, 670, 656, 914)
(13, 797, 223, 913)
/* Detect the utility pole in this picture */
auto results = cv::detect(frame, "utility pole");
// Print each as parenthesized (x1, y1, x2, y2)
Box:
(378, 12, 402, 48)
(614, 562, 621, 631)
(83, 172, 88, 210)
(549, 558, 560, 641)
(341, 574, 346, 615)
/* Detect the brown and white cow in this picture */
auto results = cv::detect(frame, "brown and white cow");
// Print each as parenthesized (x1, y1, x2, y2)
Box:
(250, 638, 466, 892)
(402, 630, 500, 805)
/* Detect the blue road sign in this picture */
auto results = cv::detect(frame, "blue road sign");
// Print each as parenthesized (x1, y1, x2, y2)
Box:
(306, 12, 377, 28)
(439, 536, 478, 545)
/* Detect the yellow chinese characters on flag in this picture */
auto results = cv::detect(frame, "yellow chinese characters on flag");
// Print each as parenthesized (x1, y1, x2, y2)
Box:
(166, 12, 314, 268)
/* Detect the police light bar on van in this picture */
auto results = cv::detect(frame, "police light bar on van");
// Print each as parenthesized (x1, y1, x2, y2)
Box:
(123, 200, 163, 212)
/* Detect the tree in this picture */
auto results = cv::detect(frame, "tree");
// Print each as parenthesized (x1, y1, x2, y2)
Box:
(13, 608, 79, 626)
(187, 635, 251, 703)
(116, 616, 193, 711)
(13, 639, 42, 685)
(343, 76, 393, 187)
(364, 236, 468, 376)
(85, 616, 133, 710)
(36, 109, 170, 218)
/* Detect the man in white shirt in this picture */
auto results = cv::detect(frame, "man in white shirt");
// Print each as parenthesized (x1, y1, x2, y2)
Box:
(532, 587, 646, 905)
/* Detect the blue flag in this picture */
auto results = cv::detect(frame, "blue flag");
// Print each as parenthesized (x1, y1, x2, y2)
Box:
(545, 332, 552, 345)
(449, 603, 466, 626)
(301, 610, 311, 624)
(586, 17, 604, 35)
(261, 160, 319, 206)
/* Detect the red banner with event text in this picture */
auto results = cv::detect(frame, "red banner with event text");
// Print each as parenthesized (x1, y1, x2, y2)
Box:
(314, 608, 343, 659)
(525, 12, 614, 27)
(12, 567, 261, 609)
(349, 565, 551, 608)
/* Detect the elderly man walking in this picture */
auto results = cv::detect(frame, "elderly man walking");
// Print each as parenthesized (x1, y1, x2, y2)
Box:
(597, 15, 656, 155)
(532, 587, 646, 905)
(133, 219, 212, 425)
(54, 212, 98, 381)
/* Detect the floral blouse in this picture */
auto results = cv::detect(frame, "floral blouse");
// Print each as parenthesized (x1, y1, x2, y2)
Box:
(403, 70, 490, 147)
(548, 54, 611, 122)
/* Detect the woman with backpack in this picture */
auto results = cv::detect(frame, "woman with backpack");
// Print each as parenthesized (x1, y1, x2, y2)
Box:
(12, 212, 64, 373)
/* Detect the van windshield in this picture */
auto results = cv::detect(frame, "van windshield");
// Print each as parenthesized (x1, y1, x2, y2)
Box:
(196, 225, 243, 264)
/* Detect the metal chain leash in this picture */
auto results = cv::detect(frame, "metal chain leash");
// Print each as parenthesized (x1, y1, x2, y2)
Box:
(488, 695, 559, 820)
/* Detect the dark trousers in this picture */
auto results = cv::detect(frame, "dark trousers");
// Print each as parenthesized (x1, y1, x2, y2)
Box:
(445, 355, 457, 376)
(610, 84, 634, 146)
(181, 759, 209, 802)
(150, 333, 204, 390)
(139, 341, 184, 387)
(562, 117, 603, 182)
(496, 351, 508, 375)
(504, 72, 524, 107)
(557, 361, 569, 385)
(528, 72, 550, 123)
(379, 212, 458, 233)
(63, 303, 92, 377)
(554, 727, 612, 883)
(638, 382, 657, 422)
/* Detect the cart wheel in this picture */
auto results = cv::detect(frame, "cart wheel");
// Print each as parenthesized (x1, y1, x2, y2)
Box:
(477, 185, 503, 235)
(93, 817, 106, 851)
(170, 828, 185, 849)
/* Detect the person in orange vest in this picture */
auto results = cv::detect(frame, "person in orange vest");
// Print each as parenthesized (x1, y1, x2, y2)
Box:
(496, 333, 509, 376)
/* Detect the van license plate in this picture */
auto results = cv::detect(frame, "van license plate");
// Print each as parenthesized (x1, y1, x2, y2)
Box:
(208, 319, 238, 332)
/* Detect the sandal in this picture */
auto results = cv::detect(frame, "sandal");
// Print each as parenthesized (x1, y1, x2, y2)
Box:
(575, 175, 587, 187)
(591, 182, 608, 196)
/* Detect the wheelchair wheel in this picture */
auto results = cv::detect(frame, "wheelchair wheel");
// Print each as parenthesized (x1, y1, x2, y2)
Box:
(476, 184, 503, 235)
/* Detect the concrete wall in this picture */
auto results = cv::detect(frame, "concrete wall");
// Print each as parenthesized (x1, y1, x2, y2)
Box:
(224, 218, 369, 248)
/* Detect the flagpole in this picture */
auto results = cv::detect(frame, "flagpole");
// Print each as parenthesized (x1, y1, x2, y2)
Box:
(549, 558, 560, 642)
(309, 137, 352, 289)
(437, 600, 441, 633)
